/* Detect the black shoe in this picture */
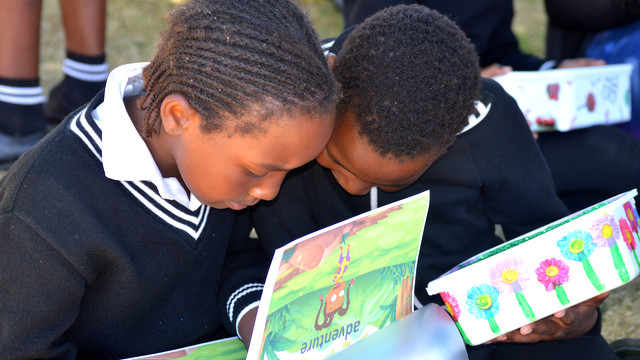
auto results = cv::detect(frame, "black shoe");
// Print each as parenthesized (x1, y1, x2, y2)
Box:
(0, 101, 46, 168)
(612, 338, 640, 360)
(44, 81, 82, 128)
(44, 77, 106, 127)
(0, 131, 45, 169)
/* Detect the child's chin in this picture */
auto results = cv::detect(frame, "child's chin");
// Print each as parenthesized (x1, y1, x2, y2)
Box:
(224, 201, 249, 210)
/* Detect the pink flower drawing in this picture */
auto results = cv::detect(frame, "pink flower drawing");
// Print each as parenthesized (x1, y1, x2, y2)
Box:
(441, 291, 461, 322)
(536, 258, 571, 305)
(591, 215, 629, 283)
(489, 258, 529, 294)
(620, 218, 637, 251)
(620, 218, 640, 268)
(489, 258, 535, 321)
(590, 215, 621, 248)
(536, 258, 570, 292)
(624, 202, 639, 234)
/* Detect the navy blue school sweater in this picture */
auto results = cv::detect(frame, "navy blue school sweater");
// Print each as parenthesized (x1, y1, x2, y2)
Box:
(0, 93, 265, 359)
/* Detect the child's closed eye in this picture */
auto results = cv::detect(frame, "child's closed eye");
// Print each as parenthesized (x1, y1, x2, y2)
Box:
(246, 169, 267, 179)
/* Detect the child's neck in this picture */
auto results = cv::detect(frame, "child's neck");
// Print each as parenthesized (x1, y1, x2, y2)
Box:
(123, 95, 184, 188)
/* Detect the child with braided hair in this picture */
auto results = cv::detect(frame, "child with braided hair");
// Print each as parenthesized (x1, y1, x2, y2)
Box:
(0, 0, 337, 358)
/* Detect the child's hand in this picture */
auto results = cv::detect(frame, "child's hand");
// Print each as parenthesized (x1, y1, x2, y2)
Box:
(238, 306, 259, 349)
(485, 292, 609, 344)
(556, 58, 606, 69)
(481, 63, 512, 78)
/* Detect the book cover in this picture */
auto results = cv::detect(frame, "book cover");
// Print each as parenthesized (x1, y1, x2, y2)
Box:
(247, 190, 430, 359)
(122, 337, 247, 360)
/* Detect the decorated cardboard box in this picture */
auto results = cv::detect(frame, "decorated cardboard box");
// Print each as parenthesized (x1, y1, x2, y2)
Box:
(494, 64, 632, 132)
(427, 189, 640, 346)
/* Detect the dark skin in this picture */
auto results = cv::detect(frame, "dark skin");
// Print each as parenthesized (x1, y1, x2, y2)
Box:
(324, 53, 608, 344)
(489, 292, 608, 343)
(0, 0, 106, 79)
(238, 307, 259, 347)
(124, 94, 334, 210)
(125, 93, 334, 348)
(481, 58, 606, 78)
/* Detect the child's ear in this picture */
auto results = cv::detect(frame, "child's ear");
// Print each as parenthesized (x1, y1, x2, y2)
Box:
(160, 94, 198, 135)
(326, 53, 337, 73)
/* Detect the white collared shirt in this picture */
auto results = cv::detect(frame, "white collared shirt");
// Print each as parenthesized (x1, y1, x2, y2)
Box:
(92, 63, 203, 211)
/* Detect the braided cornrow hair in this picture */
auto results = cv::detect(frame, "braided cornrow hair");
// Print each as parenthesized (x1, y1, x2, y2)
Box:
(138, 0, 338, 137)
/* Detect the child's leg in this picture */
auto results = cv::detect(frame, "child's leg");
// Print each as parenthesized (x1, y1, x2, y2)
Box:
(0, 0, 46, 167)
(45, 0, 108, 126)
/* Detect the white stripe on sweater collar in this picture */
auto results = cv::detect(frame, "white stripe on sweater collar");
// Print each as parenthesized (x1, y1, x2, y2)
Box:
(92, 62, 202, 211)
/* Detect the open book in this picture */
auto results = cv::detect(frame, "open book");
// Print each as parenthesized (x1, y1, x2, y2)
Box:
(123, 190, 430, 360)
(246, 190, 430, 359)
(121, 337, 247, 360)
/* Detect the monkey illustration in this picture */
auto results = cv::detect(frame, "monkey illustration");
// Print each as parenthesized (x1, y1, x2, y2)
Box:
(315, 245, 354, 330)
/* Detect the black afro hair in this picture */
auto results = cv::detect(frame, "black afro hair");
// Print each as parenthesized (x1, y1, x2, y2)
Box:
(333, 4, 481, 159)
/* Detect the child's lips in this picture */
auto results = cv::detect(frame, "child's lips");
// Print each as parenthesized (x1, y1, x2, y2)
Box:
(226, 200, 259, 210)
(226, 201, 248, 210)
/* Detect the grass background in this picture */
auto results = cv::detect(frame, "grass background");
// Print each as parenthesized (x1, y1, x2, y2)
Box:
(16, 0, 640, 345)
(38, 0, 544, 92)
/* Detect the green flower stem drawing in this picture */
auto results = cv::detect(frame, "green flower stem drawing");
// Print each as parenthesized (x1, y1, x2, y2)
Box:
(510, 280, 536, 321)
(609, 244, 630, 283)
(558, 231, 605, 292)
(632, 249, 640, 268)
(454, 322, 471, 345)
(619, 219, 640, 268)
(514, 290, 536, 321)
(467, 284, 501, 336)
(488, 318, 500, 334)
(491, 261, 536, 322)
(634, 232, 640, 267)
(554, 285, 570, 305)
(579, 253, 605, 292)
(536, 258, 571, 305)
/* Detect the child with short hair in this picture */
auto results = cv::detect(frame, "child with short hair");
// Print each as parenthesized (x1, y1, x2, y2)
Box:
(0, 0, 337, 358)
(251, 5, 618, 359)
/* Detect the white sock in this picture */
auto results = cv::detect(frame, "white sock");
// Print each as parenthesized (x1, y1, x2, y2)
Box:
(0, 84, 45, 105)
(62, 58, 109, 82)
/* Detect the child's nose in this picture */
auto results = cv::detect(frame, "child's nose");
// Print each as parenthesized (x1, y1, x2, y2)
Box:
(339, 177, 372, 196)
(248, 172, 287, 201)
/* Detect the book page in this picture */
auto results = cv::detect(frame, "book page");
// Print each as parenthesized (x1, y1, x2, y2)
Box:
(248, 190, 430, 359)
(122, 337, 246, 360)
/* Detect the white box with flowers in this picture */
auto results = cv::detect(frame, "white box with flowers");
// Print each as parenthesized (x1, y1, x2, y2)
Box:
(427, 189, 640, 345)
(494, 64, 632, 132)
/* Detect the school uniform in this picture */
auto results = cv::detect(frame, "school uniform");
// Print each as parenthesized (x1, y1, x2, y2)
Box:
(339, 0, 640, 212)
(250, 77, 618, 359)
(252, 78, 567, 304)
(0, 63, 265, 359)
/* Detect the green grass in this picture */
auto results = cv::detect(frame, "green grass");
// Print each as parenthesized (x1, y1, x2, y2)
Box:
(513, 0, 547, 58)
(38, 0, 544, 94)
(295, 0, 344, 39)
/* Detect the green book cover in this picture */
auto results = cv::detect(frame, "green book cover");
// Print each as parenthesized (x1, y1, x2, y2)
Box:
(122, 337, 247, 360)
(247, 190, 430, 359)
